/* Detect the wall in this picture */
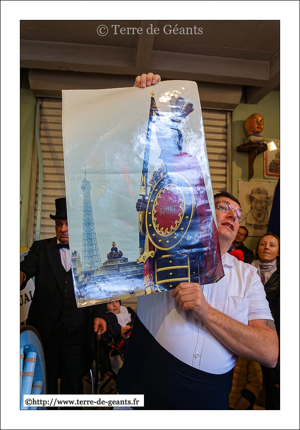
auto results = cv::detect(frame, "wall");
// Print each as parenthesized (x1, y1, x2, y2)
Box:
(231, 90, 280, 251)
(20, 88, 36, 248)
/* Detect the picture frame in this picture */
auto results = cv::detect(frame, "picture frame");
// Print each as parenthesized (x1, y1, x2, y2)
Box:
(264, 140, 280, 178)
(238, 180, 277, 237)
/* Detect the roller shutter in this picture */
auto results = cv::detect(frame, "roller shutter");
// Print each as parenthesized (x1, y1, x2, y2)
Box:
(203, 109, 231, 194)
(32, 98, 65, 240)
(32, 98, 231, 245)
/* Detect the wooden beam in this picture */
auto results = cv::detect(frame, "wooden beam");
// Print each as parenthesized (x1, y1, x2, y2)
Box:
(244, 72, 280, 104)
(21, 38, 277, 90)
(149, 51, 271, 86)
(135, 21, 157, 72)
(28, 69, 243, 109)
(21, 39, 136, 72)
(245, 52, 280, 104)
(196, 82, 242, 110)
(28, 69, 136, 92)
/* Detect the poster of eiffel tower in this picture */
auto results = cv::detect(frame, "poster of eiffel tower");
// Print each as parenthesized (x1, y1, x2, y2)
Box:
(81, 170, 102, 272)
(62, 81, 222, 307)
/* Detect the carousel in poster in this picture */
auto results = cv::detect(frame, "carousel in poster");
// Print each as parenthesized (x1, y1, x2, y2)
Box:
(62, 81, 224, 307)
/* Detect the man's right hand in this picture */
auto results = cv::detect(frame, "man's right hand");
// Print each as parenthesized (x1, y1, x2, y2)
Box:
(93, 318, 107, 335)
(171, 282, 210, 323)
(133, 73, 161, 88)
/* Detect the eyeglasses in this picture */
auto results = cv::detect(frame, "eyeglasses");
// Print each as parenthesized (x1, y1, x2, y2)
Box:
(215, 201, 246, 223)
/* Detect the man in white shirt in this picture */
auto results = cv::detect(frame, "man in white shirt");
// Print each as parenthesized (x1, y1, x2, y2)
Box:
(116, 74, 278, 409)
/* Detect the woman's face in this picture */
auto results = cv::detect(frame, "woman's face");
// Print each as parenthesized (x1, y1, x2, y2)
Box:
(257, 235, 279, 263)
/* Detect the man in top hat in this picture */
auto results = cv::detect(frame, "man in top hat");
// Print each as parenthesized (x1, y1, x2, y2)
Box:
(245, 187, 273, 232)
(20, 197, 107, 396)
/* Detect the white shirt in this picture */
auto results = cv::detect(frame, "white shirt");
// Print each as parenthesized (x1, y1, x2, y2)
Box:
(107, 306, 132, 327)
(137, 252, 273, 375)
(57, 241, 72, 272)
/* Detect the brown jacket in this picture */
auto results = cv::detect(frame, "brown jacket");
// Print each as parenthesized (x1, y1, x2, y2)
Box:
(229, 357, 263, 409)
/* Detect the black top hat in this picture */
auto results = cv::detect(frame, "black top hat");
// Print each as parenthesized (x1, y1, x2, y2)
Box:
(50, 198, 67, 220)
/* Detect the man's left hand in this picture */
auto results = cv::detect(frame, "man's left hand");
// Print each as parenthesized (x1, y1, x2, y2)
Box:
(171, 282, 210, 322)
(93, 318, 107, 335)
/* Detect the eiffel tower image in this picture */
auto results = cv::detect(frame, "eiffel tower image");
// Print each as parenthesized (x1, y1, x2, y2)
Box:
(81, 170, 102, 272)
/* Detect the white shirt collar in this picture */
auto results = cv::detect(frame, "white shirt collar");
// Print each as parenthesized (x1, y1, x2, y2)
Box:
(222, 252, 236, 268)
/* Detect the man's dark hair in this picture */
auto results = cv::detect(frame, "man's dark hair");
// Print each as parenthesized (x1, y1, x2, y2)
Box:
(239, 226, 249, 238)
(214, 191, 241, 208)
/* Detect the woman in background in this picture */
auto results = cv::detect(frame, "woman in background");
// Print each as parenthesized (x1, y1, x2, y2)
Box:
(252, 232, 280, 410)
(252, 232, 280, 318)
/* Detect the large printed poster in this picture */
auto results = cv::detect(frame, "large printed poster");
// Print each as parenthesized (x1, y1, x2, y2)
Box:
(62, 81, 224, 307)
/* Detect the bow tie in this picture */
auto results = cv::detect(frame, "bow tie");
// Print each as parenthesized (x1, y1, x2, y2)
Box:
(58, 243, 69, 250)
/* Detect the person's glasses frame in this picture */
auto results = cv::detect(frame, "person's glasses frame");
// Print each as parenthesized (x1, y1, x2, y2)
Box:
(215, 201, 246, 223)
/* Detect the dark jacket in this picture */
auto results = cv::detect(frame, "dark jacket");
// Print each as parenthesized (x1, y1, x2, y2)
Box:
(94, 304, 136, 375)
(20, 237, 100, 373)
(232, 243, 254, 264)
(94, 303, 136, 344)
(264, 268, 280, 318)
(21, 237, 85, 337)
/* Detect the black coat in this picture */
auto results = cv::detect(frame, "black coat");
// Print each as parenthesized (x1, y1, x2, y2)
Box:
(264, 268, 280, 318)
(21, 237, 83, 337)
(20, 237, 99, 373)
(93, 304, 136, 375)
(232, 243, 254, 264)
(93, 303, 136, 344)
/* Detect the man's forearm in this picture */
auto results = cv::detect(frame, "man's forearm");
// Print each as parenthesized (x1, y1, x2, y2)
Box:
(202, 305, 279, 368)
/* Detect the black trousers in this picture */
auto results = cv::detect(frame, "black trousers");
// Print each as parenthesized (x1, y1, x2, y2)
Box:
(117, 316, 234, 410)
(43, 323, 86, 395)
(261, 365, 280, 410)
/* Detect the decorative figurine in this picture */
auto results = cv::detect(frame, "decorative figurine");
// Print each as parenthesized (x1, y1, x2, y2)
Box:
(244, 113, 265, 144)
(236, 113, 268, 180)
(107, 242, 123, 259)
